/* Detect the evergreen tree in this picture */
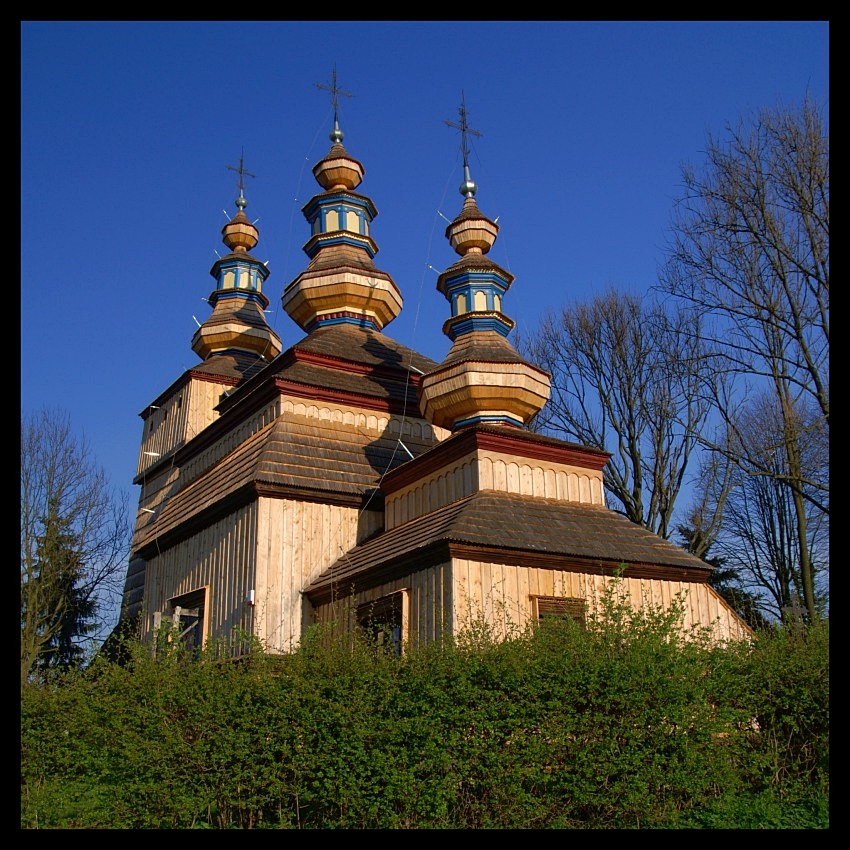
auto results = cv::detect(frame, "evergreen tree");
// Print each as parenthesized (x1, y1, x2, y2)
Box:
(27, 503, 98, 674)
(21, 408, 130, 688)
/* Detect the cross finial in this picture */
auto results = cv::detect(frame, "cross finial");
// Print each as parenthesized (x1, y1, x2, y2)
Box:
(226, 149, 256, 211)
(316, 65, 353, 143)
(444, 91, 482, 170)
(445, 92, 482, 198)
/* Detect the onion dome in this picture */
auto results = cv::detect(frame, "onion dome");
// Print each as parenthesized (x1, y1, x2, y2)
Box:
(418, 99, 550, 431)
(281, 75, 402, 333)
(191, 155, 282, 363)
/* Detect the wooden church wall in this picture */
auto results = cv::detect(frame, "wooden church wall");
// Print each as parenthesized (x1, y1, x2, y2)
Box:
(385, 452, 606, 530)
(179, 399, 281, 487)
(133, 462, 180, 544)
(137, 378, 228, 479)
(451, 559, 754, 644)
(475, 453, 606, 505)
(136, 508, 750, 654)
(302, 558, 752, 653)
(309, 561, 455, 650)
(138, 501, 260, 646)
(253, 496, 385, 653)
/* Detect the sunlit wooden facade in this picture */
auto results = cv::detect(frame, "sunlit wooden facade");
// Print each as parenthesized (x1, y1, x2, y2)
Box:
(118, 100, 752, 657)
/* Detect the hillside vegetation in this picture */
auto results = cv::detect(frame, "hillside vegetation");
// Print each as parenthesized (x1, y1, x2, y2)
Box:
(21, 587, 828, 829)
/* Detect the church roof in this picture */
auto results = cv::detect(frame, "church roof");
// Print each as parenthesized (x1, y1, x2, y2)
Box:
(230, 323, 440, 410)
(190, 353, 267, 382)
(133, 410, 440, 556)
(306, 490, 712, 602)
(436, 329, 544, 367)
(292, 324, 438, 373)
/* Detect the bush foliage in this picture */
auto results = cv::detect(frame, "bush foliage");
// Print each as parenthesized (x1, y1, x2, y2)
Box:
(21, 584, 828, 829)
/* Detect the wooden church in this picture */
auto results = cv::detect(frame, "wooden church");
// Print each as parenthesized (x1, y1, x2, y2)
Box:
(118, 86, 751, 655)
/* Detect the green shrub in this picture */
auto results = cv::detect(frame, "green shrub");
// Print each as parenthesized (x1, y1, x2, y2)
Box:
(21, 593, 828, 828)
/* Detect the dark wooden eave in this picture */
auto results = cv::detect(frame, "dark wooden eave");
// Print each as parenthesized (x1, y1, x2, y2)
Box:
(161, 325, 438, 472)
(135, 480, 379, 560)
(132, 415, 438, 556)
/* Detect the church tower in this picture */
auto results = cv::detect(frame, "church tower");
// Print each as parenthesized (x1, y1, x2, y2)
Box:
(280, 84, 403, 333)
(419, 96, 551, 431)
(192, 153, 282, 363)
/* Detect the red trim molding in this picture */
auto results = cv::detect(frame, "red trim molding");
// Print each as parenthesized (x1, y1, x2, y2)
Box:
(382, 425, 610, 493)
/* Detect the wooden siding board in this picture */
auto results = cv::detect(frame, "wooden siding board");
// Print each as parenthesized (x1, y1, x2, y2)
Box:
(311, 558, 748, 648)
(138, 504, 260, 648)
(516, 565, 531, 625)
(440, 561, 452, 640)
(269, 499, 285, 650)
(255, 499, 271, 642)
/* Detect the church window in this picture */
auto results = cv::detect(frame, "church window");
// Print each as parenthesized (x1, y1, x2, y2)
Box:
(357, 590, 407, 655)
(532, 595, 587, 628)
(158, 587, 207, 653)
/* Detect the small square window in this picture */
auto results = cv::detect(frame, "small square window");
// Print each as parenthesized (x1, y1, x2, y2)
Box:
(533, 595, 587, 628)
(357, 591, 406, 655)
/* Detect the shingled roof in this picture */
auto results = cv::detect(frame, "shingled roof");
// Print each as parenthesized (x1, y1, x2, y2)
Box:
(291, 324, 439, 373)
(133, 414, 440, 556)
(190, 353, 269, 382)
(306, 490, 712, 602)
(437, 329, 544, 367)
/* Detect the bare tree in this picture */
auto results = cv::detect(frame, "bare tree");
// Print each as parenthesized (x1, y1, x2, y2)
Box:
(659, 96, 829, 621)
(21, 408, 131, 687)
(676, 432, 737, 561)
(707, 395, 829, 622)
(521, 288, 713, 539)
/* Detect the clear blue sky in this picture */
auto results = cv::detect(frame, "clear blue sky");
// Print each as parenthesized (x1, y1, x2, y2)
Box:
(21, 20, 829, 512)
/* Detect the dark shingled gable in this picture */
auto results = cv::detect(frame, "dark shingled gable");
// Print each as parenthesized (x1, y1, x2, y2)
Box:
(306, 490, 712, 598)
(193, 325, 439, 403)
(275, 359, 419, 405)
(291, 324, 439, 373)
(133, 415, 440, 555)
(202, 297, 271, 327)
(437, 329, 545, 368)
(190, 353, 269, 382)
(134, 324, 443, 554)
(270, 325, 441, 406)
(441, 252, 507, 275)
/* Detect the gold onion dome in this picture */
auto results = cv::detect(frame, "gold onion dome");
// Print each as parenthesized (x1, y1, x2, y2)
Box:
(221, 204, 259, 254)
(312, 135, 365, 192)
(281, 108, 402, 333)
(191, 158, 282, 363)
(418, 101, 550, 431)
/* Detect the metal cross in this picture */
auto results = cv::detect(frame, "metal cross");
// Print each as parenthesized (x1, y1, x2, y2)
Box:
(227, 150, 256, 204)
(316, 65, 353, 122)
(445, 91, 482, 168)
